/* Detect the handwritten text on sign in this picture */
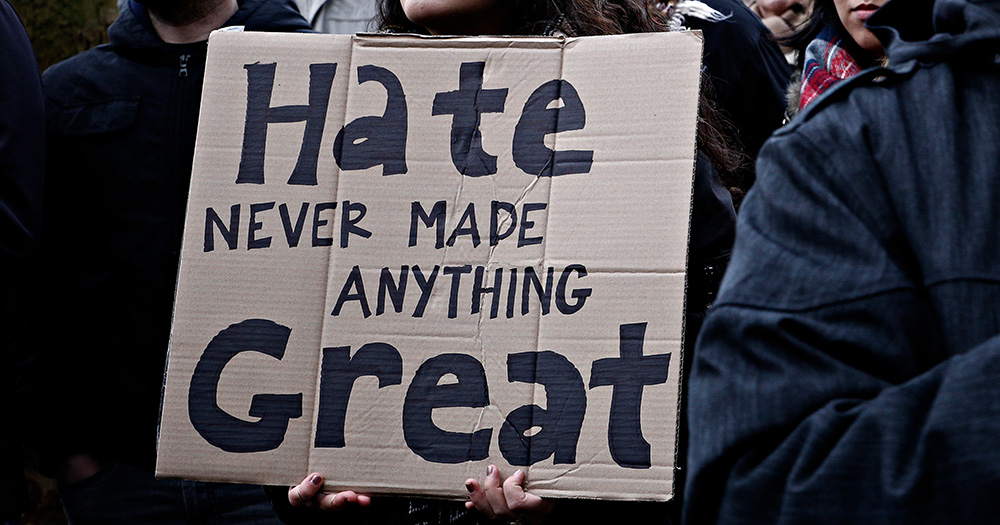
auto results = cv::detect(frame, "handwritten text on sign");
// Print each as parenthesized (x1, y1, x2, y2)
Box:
(158, 32, 700, 501)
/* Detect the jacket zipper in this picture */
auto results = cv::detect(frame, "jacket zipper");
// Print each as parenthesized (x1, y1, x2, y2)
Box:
(172, 53, 192, 258)
(178, 54, 190, 78)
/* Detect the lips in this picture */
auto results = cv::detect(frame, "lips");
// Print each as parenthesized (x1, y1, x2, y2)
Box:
(852, 3, 880, 20)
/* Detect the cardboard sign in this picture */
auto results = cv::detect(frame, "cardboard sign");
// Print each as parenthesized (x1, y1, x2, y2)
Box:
(157, 30, 703, 502)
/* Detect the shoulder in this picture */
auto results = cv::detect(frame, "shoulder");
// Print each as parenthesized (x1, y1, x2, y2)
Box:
(776, 60, 919, 138)
(42, 45, 122, 104)
(757, 69, 895, 209)
(722, 72, 911, 310)
(42, 46, 145, 139)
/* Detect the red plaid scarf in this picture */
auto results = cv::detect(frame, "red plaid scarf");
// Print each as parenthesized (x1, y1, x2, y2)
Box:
(799, 26, 863, 110)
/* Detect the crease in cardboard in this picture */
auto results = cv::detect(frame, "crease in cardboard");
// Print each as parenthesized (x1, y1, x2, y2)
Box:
(479, 46, 506, 272)
(473, 52, 501, 466)
(473, 51, 534, 474)
(522, 37, 567, 488)
(306, 34, 355, 480)
(528, 461, 587, 489)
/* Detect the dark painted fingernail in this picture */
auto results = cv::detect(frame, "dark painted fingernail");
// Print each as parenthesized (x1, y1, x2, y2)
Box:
(466, 482, 474, 493)
(486, 465, 493, 476)
(310, 474, 322, 485)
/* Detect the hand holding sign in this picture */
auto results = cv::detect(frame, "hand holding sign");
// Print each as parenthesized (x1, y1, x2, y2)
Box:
(287, 473, 371, 510)
(464, 465, 556, 524)
(285, 466, 554, 522)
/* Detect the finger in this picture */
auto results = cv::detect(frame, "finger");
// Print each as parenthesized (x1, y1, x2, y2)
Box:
(465, 477, 496, 519)
(317, 490, 370, 511)
(483, 465, 513, 517)
(503, 469, 555, 517)
(319, 490, 355, 510)
(288, 473, 324, 507)
(502, 469, 530, 509)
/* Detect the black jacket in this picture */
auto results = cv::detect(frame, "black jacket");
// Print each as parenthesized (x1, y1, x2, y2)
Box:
(1, 1, 45, 518)
(37, 0, 311, 472)
(687, 0, 791, 190)
(684, 0, 1000, 522)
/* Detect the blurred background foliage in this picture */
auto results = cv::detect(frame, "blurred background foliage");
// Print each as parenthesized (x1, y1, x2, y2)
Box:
(9, 0, 119, 71)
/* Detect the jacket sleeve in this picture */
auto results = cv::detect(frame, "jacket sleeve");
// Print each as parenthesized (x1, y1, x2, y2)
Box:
(683, 123, 1000, 524)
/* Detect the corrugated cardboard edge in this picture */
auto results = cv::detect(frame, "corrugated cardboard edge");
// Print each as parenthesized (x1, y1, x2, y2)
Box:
(673, 28, 705, 505)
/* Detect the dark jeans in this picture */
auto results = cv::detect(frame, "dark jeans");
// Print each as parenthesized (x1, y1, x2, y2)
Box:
(59, 462, 281, 525)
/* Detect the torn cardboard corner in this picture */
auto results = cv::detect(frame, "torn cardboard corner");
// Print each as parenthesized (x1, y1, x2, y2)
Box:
(156, 30, 703, 502)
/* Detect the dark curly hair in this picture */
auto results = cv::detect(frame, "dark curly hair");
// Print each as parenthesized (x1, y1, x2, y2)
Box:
(377, 0, 666, 36)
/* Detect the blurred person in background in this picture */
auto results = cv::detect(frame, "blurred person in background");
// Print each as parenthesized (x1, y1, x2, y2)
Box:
(782, 0, 886, 111)
(37, 0, 311, 522)
(743, 0, 813, 58)
(292, 0, 378, 33)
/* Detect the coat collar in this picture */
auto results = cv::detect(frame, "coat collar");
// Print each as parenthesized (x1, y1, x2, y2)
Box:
(869, 0, 1000, 64)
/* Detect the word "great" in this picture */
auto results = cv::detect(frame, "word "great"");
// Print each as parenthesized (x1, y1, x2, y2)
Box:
(188, 319, 670, 469)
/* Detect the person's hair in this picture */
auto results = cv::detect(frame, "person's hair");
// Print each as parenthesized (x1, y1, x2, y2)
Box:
(377, 0, 665, 36)
(781, 0, 881, 67)
(376, 0, 747, 191)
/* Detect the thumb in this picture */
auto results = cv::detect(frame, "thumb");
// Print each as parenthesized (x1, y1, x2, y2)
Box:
(289, 473, 324, 507)
(502, 469, 529, 505)
(502, 469, 557, 521)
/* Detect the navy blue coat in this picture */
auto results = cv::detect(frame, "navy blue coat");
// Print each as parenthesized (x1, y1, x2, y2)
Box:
(38, 0, 311, 471)
(684, 0, 1000, 521)
(0, 0, 44, 518)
